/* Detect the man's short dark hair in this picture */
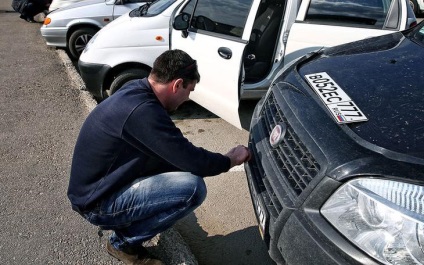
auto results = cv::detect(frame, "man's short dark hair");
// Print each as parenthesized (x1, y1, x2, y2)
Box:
(150, 49, 200, 87)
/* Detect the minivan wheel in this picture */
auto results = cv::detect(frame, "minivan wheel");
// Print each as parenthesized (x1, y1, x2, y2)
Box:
(105, 69, 149, 98)
(68, 28, 97, 61)
(410, 0, 418, 15)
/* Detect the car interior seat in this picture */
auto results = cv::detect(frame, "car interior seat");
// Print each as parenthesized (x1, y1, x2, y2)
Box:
(244, 0, 284, 82)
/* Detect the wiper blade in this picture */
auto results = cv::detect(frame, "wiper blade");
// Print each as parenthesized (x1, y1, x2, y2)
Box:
(140, 2, 151, 15)
(130, 2, 150, 17)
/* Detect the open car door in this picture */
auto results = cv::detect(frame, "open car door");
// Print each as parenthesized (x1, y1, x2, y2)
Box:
(171, 0, 261, 129)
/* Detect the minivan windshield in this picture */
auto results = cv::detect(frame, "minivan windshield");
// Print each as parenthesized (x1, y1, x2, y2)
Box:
(129, 0, 177, 17)
(145, 0, 177, 15)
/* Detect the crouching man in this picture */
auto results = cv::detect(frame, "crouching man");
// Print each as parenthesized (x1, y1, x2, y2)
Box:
(68, 49, 251, 264)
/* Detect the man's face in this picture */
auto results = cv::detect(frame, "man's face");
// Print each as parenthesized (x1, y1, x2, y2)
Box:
(169, 79, 196, 112)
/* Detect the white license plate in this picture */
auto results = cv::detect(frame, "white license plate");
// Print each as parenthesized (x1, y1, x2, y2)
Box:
(305, 72, 368, 124)
(253, 193, 266, 238)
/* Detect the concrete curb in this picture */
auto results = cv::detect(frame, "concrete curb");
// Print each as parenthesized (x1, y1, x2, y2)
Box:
(56, 49, 198, 265)
(56, 50, 97, 112)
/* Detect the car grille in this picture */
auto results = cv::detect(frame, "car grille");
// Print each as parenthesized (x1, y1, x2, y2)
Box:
(251, 91, 321, 218)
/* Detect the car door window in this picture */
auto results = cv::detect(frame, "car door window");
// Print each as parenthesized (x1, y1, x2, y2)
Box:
(305, 0, 394, 28)
(181, 0, 254, 38)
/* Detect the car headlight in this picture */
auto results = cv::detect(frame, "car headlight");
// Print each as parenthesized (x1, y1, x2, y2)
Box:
(321, 178, 424, 265)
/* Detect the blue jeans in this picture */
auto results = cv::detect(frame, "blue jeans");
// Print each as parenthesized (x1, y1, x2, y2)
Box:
(83, 172, 207, 251)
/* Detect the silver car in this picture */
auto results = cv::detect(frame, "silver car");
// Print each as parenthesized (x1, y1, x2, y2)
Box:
(41, 0, 149, 60)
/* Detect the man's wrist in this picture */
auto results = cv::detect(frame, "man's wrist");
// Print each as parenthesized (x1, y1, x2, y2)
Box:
(225, 155, 233, 169)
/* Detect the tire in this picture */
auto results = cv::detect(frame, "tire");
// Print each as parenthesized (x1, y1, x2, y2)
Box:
(410, 0, 418, 15)
(104, 69, 149, 98)
(68, 27, 98, 61)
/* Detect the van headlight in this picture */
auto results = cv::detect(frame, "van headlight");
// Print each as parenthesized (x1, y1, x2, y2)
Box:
(321, 178, 424, 265)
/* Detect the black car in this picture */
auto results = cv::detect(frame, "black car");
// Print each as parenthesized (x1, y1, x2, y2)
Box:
(245, 21, 424, 265)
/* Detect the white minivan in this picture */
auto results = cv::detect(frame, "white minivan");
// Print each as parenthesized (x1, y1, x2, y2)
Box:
(79, 0, 416, 128)
(79, 0, 184, 96)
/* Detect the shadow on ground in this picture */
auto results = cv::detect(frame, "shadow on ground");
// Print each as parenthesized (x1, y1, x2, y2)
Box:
(172, 99, 259, 131)
(174, 213, 276, 265)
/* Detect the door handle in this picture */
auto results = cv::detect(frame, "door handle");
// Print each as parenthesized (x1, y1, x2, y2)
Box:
(218, 47, 232, 59)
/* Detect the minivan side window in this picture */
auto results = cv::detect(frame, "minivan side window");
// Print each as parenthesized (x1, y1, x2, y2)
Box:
(305, 0, 394, 28)
(181, 0, 254, 38)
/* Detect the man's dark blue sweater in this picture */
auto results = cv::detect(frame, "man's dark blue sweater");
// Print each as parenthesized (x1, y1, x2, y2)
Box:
(68, 78, 231, 213)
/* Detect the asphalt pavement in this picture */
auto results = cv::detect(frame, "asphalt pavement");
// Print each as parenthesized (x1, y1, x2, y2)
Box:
(0, 2, 197, 264)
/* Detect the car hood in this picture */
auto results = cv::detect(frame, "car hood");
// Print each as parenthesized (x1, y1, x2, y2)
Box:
(298, 32, 424, 159)
(50, 0, 105, 13)
(82, 0, 182, 49)
(49, 0, 86, 11)
(89, 7, 171, 49)
(99, 7, 166, 31)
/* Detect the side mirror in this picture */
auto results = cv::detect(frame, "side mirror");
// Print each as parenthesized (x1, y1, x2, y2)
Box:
(173, 13, 190, 31)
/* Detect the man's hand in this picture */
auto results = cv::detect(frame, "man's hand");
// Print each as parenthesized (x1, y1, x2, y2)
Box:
(225, 145, 251, 168)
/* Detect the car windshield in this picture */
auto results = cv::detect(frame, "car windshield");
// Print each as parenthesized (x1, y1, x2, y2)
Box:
(409, 22, 424, 47)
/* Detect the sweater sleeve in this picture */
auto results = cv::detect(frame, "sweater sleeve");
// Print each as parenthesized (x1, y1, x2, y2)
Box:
(122, 100, 231, 177)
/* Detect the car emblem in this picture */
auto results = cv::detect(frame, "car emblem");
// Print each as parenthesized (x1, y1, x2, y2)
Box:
(269, 123, 286, 148)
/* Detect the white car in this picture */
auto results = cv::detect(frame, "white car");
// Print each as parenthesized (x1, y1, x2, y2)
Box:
(41, 0, 150, 60)
(79, 0, 416, 129)
(78, 0, 185, 98)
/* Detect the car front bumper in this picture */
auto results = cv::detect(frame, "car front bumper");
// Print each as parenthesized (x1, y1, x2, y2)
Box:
(78, 60, 111, 99)
(40, 26, 68, 48)
(244, 93, 380, 265)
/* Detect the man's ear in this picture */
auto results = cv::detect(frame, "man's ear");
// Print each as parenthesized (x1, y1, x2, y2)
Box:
(172, 78, 184, 93)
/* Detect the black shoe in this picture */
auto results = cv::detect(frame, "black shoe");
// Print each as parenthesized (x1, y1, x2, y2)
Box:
(106, 241, 163, 265)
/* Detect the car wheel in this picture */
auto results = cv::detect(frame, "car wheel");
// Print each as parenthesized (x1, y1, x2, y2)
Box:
(68, 28, 98, 61)
(105, 69, 149, 98)
(410, 0, 418, 15)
